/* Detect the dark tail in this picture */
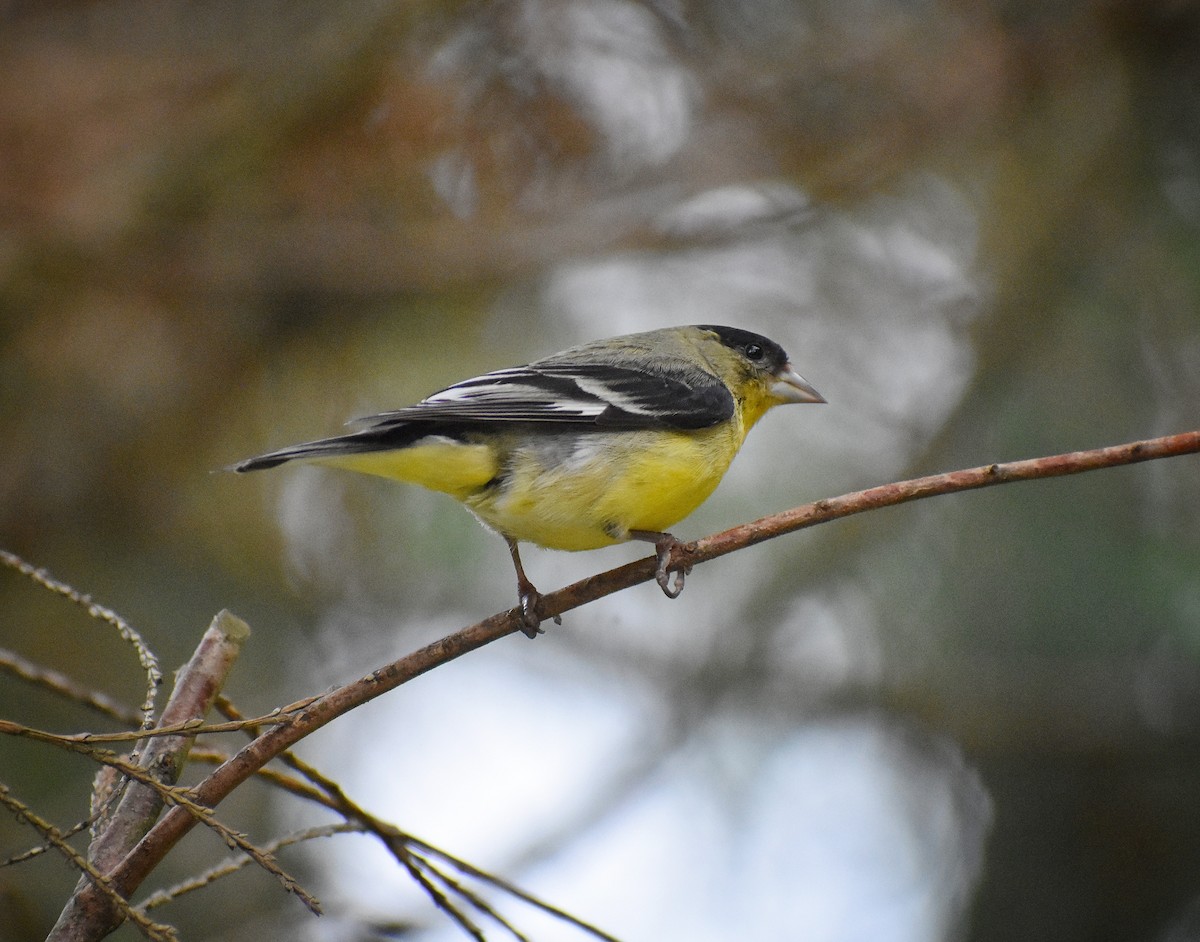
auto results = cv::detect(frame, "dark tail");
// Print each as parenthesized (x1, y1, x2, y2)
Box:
(228, 424, 427, 473)
(229, 439, 351, 473)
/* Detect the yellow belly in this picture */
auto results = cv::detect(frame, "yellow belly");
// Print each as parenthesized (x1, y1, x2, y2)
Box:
(464, 425, 744, 551)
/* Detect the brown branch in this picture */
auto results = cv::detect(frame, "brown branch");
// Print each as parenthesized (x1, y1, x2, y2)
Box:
(48, 611, 249, 941)
(0, 787, 177, 941)
(63, 428, 1200, 936)
(5, 726, 320, 917)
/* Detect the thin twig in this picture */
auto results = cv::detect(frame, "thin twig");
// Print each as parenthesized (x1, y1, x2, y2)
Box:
(137, 823, 360, 911)
(399, 849, 488, 941)
(61, 429, 1200, 936)
(0, 648, 145, 726)
(404, 834, 623, 942)
(187, 748, 336, 805)
(75, 743, 320, 899)
(408, 851, 531, 942)
(305, 764, 622, 941)
(215, 701, 498, 934)
(211, 699, 621, 940)
(0, 550, 162, 727)
(61, 713, 300, 744)
(2, 815, 95, 867)
(0, 786, 176, 941)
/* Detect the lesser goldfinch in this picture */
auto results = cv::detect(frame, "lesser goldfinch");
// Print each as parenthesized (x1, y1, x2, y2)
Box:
(233, 325, 823, 635)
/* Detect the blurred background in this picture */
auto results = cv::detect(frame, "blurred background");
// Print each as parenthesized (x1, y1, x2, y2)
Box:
(2, 0, 1200, 939)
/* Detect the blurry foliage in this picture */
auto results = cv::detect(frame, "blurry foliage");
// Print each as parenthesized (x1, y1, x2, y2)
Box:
(2, 0, 1200, 940)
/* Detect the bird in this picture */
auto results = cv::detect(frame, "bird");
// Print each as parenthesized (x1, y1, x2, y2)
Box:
(231, 324, 824, 636)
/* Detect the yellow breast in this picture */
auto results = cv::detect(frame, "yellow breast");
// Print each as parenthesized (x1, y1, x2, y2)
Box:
(464, 422, 746, 551)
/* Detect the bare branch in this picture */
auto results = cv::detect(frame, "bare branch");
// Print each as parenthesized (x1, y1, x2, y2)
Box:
(411, 851, 532, 942)
(137, 823, 359, 912)
(186, 748, 336, 806)
(0, 550, 162, 726)
(49, 429, 1200, 936)
(0, 786, 176, 941)
(404, 834, 623, 942)
(58, 713, 301, 744)
(2, 816, 94, 867)
(0, 648, 145, 727)
(48, 611, 249, 941)
(209, 700, 624, 940)
(399, 850, 488, 942)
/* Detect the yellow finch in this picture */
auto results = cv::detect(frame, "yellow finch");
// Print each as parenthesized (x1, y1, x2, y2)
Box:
(232, 325, 823, 635)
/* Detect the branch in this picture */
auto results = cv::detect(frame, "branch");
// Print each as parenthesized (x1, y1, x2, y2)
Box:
(47, 611, 249, 941)
(244, 727, 623, 941)
(0, 787, 176, 941)
(0, 647, 145, 727)
(66, 428, 1200, 933)
(0, 551, 162, 726)
(136, 823, 359, 912)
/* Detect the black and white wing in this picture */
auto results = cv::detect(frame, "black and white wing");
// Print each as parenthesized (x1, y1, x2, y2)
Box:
(351, 361, 735, 432)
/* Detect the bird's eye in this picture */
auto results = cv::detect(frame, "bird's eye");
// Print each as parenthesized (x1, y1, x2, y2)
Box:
(744, 343, 764, 360)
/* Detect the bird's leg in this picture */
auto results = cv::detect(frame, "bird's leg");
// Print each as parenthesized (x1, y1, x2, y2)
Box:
(506, 538, 560, 637)
(628, 530, 690, 599)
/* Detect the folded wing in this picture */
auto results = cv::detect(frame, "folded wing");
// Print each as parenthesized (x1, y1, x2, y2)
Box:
(351, 361, 735, 432)
(232, 359, 735, 473)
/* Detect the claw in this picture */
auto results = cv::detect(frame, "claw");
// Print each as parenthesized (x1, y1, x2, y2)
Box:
(630, 530, 692, 600)
(655, 553, 687, 598)
(517, 589, 543, 638)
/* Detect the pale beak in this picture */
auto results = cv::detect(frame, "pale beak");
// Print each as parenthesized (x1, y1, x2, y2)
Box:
(771, 365, 825, 404)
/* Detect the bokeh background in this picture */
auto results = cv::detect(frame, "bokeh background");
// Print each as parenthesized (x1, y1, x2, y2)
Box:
(2, 1, 1200, 939)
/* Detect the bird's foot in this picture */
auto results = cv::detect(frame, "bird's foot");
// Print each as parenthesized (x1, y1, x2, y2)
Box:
(630, 530, 692, 599)
(516, 583, 561, 639)
(654, 538, 690, 599)
(508, 538, 560, 638)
